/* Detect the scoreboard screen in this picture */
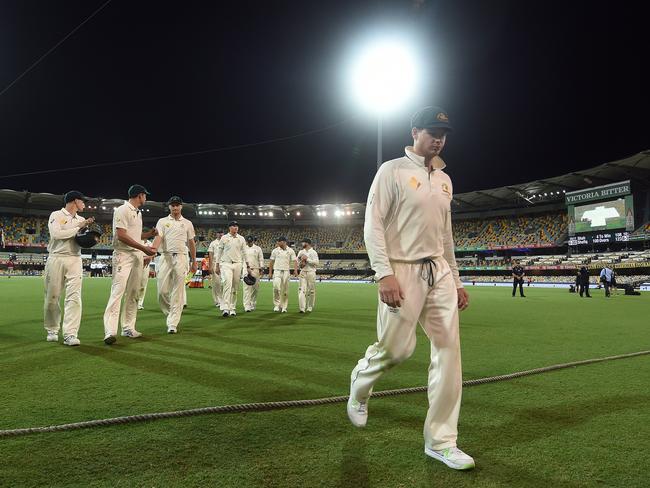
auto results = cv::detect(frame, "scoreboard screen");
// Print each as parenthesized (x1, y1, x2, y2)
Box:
(568, 231, 630, 246)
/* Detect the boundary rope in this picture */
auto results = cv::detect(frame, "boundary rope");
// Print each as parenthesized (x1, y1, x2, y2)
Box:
(1, 349, 647, 438)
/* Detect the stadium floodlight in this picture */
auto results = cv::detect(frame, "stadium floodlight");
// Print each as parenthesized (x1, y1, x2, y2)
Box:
(346, 36, 419, 168)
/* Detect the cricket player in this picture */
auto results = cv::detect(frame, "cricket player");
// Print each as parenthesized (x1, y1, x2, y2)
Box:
(268, 236, 297, 312)
(347, 106, 474, 470)
(103, 185, 157, 345)
(207, 231, 224, 308)
(297, 238, 319, 313)
(151, 196, 196, 333)
(44, 190, 95, 346)
(214, 221, 249, 317)
(137, 238, 153, 310)
(243, 235, 265, 312)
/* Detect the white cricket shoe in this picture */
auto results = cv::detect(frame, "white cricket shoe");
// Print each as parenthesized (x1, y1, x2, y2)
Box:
(273, 306, 280, 312)
(167, 328, 177, 334)
(63, 336, 80, 346)
(306, 308, 313, 312)
(347, 397, 368, 428)
(121, 329, 143, 338)
(281, 308, 287, 313)
(424, 446, 475, 470)
(46, 332, 59, 342)
(229, 310, 237, 317)
(137, 305, 144, 310)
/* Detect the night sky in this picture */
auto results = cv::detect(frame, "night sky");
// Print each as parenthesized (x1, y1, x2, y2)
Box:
(0, 0, 647, 204)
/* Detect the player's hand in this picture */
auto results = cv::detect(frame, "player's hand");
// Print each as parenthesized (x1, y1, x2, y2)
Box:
(143, 246, 156, 256)
(143, 256, 153, 266)
(457, 288, 469, 311)
(379, 275, 404, 308)
(190, 261, 198, 273)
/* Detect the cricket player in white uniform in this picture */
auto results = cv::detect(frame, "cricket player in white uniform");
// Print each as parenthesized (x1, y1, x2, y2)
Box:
(297, 238, 319, 313)
(44, 190, 95, 346)
(137, 238, 153, 309)
(214, 221, 249, 317)
(152, 196, 197, 333)
(268, 237, 297, 312)
(243, 235, 265, 312)
(103, 185, 157, 345)
(207, 231, 224, 308)
(347, 107, 474, 470)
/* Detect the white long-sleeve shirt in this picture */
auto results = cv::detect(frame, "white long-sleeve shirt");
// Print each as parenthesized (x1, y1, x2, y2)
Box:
(215, 233, 248, 265)
(297, 248, 319, 272)
(47, 208, 85, 256)
(364, 146, 462, 288)
(245, 244, 265, 269)
(270, 246, 297, 271)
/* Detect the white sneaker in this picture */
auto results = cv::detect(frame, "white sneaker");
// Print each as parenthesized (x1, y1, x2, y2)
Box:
(121, 329, 143, 338)
(46, 332, 59, 342)
(137, 305, 144, 310)
(229, 310, 237, 317)
(306, 308, 313, 312)
(424, 446, 475, 470)
(273, 306, 280, 312)
(281, 308, 287, 313)
(167, 328, 177, 334)
(347, 397, 368, 427)
(63, 336, 80, 346)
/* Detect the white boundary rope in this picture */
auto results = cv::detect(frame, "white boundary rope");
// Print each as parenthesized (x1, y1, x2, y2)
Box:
(1, 350, 647, 438)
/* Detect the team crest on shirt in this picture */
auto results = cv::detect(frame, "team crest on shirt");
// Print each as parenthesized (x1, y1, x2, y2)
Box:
(60, 219, 67, 225)
(409, 176, 421, 190)
(441, 183, 451, 196)
(165, 223, 171, 228)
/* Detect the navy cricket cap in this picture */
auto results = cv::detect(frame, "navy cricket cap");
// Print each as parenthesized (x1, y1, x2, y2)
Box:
(277, 236, 288, 242)
(411, 106, 453, 132)
(63, 190, 87, 204)
(246, 235, 254, 242)
(228, 221, 239, 227)
(128, 184, 150, 198)
(302, 238, 312, 245)
(167, 195, 183, 205)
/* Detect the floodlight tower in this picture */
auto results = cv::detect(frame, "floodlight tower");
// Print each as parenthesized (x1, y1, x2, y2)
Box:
(348, 38, 418, 170)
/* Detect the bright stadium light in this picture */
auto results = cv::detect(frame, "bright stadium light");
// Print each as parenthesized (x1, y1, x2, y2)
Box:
(345, 35, 420, 169)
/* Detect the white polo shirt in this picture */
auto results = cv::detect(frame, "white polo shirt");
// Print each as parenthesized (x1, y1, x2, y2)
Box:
(364, 146, 462, 288)
(297, 248, 319, 272)
(215, 233, 248, 264)
(270, 246, 297, 271)
(155, 215, 195, 254)
(113, 201, 143, 254)
(47, 208, 85, 256)
(245, 244, 265, 269)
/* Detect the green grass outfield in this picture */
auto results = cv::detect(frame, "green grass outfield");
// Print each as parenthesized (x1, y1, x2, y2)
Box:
(0, 277, 648, 488)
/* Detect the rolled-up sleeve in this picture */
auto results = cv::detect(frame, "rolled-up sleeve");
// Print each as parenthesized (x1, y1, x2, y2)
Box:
(363, 165, 396, 281)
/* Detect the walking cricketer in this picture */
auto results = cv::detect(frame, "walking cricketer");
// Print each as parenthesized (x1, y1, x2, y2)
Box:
(214, 221, 249, 317)
(268, 236, 297, 312)
(151, 196, 196, 333)
(243, 235, 265, 312)
(297, 238, 319, 313)
(43, 191, 94, 346)
(347, 106, 474, 470)
(103, 185, 157, 345)
(207, 230, 224, 308)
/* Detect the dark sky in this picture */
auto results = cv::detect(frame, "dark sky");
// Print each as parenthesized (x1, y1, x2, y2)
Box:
(0, 0, 647, 204)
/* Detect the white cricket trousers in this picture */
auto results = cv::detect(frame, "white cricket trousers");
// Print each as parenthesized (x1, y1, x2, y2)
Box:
(157, 253, 188, 329)
(43, 255, 83, 338)
(298, 270, 316, 312)
(103, 251, 144, 337)
(211, 269, 222, 306)
(220, 262, 242, 312)
(137, 262, 150, 307)
(243, 268, 261, 311)
(273, 270, 290, 309)
(349, 258, 462, 451)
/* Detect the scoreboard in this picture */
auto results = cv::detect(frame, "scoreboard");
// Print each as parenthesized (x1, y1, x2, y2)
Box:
(568, 231, 630, 246)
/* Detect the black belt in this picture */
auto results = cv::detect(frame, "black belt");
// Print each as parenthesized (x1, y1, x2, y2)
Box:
(420, 258, 437, 287)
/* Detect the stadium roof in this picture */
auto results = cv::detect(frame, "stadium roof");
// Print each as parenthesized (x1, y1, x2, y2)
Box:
(1, 150, 648, 219)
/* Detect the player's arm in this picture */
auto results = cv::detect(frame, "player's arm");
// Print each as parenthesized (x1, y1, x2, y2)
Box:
(443, 206, 468, 310)
(292, 250, 298, 278)
(116, 228, 155, 255)
(48, 216, 82, 240)
(307, 250, 319, 267)
(141, 227, 157, 240)
(268, 249, 275, 279)
(364, 165, 403, 308)
(188, 238, 197, 272)
(214, 237, 224, 274)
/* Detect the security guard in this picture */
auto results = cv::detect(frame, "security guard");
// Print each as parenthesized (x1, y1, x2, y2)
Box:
(207, 231, 224, 308)
(511, 260, 526, 297)
(243, 235, 265, 312)
(44, 190, 95, 346)
(297, 238, 319, 313)
(578, 266, 592, 297)
(103, 185, 157, 345)
(214, 221, 249, 317)
(269, 237, 297, 312)
(347, 106, 474, 470)
(151, 196, 196, 333)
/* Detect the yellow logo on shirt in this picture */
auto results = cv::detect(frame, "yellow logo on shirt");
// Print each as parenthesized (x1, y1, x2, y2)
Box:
(409, 176, 421, 190)
(165, 223, 171, 228)
(442, 183, 451, 196)
(60, 219, 67, 225)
